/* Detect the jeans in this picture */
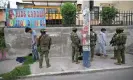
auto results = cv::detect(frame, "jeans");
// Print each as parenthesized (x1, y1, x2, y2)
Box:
(83, 51, 90, 68)
(32, 45, 39, 61)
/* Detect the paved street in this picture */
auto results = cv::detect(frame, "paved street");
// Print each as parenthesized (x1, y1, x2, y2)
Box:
(19, 68, 133, 80)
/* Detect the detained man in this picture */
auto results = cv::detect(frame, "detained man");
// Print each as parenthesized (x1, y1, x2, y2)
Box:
(97, 28, 107, 58)
(25, 27, 39, 61)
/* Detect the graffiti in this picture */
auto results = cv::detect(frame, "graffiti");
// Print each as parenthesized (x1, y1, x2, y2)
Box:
(83, 7, 89, 25)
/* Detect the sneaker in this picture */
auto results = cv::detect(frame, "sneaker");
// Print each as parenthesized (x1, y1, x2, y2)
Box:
(76, 62, 80, 64)
(104, 55, 108, 57)
(96, 54, 101, 56)
(100, 54, 104, 58)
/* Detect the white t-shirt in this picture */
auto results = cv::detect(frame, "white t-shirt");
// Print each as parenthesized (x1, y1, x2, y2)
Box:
(97, 31, 107, 45)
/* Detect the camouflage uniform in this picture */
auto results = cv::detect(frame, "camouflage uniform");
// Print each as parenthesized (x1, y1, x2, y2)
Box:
(115, 28, 127, 65)
(70, 27, 80, 63)
(90, 27, 97, 61)
(38, 29, 52, 68)
(110, 28, 119, 59)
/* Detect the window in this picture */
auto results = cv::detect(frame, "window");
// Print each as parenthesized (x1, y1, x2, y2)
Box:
(93, 7, 99, 19)
(46, 8, 58, 13)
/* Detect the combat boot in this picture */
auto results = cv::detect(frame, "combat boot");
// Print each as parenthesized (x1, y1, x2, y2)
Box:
(114, 62, 121, 65)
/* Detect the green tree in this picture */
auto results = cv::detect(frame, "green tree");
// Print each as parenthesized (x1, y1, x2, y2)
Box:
(100, 7, 118, 25)
(61, 2, 76, 26)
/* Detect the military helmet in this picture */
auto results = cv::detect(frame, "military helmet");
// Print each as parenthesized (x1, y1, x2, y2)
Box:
(119, 28, 124, 31)
(116, 28, 120, 31)
(40, 29, 47, 33)
(72, 27, 77, 31)
(116, 28, 120, 33)
(116, 28, 124, 33)
(90, 26, 93, 31)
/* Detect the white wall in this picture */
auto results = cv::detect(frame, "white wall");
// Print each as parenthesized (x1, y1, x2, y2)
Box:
(113, 1, 133, 11)
(9, 0, 22, 8)
(94, 1, 113, 7)
(94, 1, 133, 11)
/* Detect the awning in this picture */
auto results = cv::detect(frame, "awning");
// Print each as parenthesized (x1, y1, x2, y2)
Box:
(16, 2, 34, 5)
(22, 0, 77, 6)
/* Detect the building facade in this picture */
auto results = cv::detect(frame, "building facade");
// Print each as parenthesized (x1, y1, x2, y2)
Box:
(76, 0, 133, 26)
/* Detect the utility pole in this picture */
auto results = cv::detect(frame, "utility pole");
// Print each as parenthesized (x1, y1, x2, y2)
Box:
(77, 0, 93, 68)
(81, 1, 90, 68)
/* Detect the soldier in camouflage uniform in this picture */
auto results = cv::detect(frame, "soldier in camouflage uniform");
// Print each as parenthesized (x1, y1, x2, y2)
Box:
(90, 26, 97, 61)
(115, 28, 127, 65)
(110, 28, 119, 59)
(70, 27, 80, 64)
(38, 29, 52, 68)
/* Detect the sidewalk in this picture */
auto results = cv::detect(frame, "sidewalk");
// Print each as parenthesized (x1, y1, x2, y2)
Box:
(0, 54, 133, 77)
(0, 59, 22, 74)
(30, 54, 133, 75)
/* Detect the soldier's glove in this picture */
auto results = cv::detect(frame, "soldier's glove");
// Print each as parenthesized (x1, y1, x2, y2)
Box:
(110, 42, 113, 45)
(48, 46, 51, 50)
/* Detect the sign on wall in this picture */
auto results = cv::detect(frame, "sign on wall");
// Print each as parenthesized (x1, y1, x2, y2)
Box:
(6, 9, 46, 28)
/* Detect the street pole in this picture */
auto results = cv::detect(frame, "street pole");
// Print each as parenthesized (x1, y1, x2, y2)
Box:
(82, 1, 90, 68)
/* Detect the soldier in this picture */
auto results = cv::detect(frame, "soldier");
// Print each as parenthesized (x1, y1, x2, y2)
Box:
(90, 26, 97, 61)
(115, 28, 127, 65)
(38, 29, 52, 68)
(70, 27, 80, 64)
(97, 28, 107, 58)
(110, 28, 119, 59)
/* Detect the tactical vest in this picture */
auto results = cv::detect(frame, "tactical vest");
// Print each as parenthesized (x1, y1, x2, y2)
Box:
(116, 33, 127, 45)
(70, 32, 80, 46)
(90, 31, 97, 46)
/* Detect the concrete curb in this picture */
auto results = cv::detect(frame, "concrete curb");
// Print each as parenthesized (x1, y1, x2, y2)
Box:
(21, 65, 133, 78)
(0, 66, 133, 80)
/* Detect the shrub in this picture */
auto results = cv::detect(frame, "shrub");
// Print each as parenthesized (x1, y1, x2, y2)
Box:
(0, 55, 35, 80)
(61, 2, 76, 26)
(100, 7, 118, 25)
(23, 56, 35, 65)
(2, 65, 31, 80)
